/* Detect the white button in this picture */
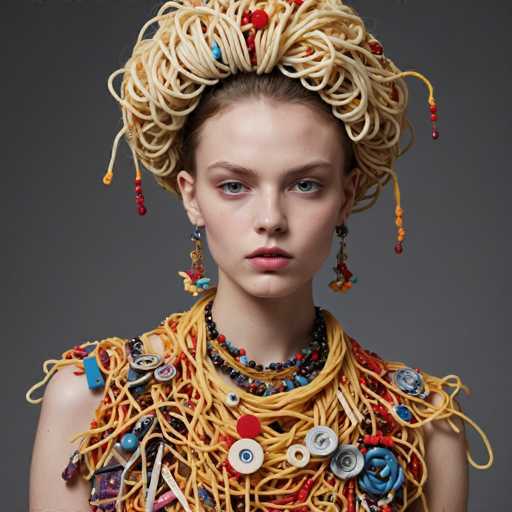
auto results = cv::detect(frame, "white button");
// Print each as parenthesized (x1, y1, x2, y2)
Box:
(224, 392, 240, 407)
(228, 439, 264, 474)
(130, 354, 162, 371)
(154, 363, 177, 382)
(329, 444, 365, 479)
(305, 426, 338, 457)
(286, 444, 310, 468)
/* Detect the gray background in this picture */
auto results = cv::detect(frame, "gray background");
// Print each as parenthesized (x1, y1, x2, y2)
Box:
(2, 0, 508, 509)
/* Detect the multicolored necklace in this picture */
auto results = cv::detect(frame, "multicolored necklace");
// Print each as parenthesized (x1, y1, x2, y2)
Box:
(204, 300, 329, 396)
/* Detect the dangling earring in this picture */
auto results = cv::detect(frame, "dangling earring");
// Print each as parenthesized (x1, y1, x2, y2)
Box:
(328, 223, 358, 293)
(177, 224, 211, 296)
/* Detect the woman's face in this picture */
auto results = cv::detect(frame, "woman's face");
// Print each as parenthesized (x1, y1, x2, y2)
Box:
(177, 97, 358, 299)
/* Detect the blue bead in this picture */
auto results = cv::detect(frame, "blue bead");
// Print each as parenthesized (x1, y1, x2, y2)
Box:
(395, 404, 412, 421)
(284, 379, 295, 390)
(196, 277, 210, 289)
(295, 375, 310, 386)
(120, 433, 139, 452)
(240, 355, 249, 366)
(211, 42, 221, 61)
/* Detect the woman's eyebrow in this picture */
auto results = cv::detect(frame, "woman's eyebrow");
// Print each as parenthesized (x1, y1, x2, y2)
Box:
(206, 160, 333, 178)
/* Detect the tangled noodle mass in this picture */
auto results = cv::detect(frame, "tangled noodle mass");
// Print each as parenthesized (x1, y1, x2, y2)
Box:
(103, 0, 436, 243)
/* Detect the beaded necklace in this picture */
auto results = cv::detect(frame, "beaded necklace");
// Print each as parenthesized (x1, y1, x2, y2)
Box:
(204, 300, 329, 396)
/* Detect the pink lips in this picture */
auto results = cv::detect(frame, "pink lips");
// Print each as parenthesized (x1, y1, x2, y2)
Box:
(247, 255, 291, 270)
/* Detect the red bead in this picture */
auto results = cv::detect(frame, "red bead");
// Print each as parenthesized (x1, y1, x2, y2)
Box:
(138, 205, 147, 215)
(394, 241, 403, 254)
(432, 129, 439, 140)
(242, 15, 250, 25)
(368, 41, 383, 55)
(136, 196, 144, 205)
(135, 178, 142, 185)
(236, 414, 262, 438)
(430, 113, 438, 122)
(429, 103, 437, 113)
(311, 351, 319, 361)
(295, 352, 304, 360)
(135, 185, 142, 193)
(239, 348, 246, 355)
(251, 9, 269, 30)
(217, 334, 226, 343)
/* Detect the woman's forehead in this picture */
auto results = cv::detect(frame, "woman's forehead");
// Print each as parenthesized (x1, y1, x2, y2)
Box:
(196, 99, 345, 169)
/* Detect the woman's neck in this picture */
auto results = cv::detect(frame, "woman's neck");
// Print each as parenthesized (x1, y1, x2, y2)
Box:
(209, 275, 317, 367)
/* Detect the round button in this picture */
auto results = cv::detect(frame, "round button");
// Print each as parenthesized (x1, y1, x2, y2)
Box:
(228, 438, 264, 474)
(130, 354, 162, 371)
(305, 426, 338, 457)
(392, 367, 425, 396)
(154, 363, 177, 382)
(329, 444, 365, 479)
(225, 392, 240, 407)
(394, 404, 413, 422)
(286, 444, 310, 468)
(120, 432, 139, 452)
(236, 414, 262, 438)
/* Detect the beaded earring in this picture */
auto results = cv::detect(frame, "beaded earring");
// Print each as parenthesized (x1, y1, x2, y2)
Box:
(328, 223, 357, 293)
(177, 224, 211, 296)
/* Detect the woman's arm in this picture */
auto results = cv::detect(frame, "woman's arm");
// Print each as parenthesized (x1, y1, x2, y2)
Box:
(408, 394, 469, 511)
(29, 364, 103, 512)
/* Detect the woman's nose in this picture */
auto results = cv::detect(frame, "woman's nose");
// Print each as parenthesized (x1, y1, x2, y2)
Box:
(253, 190, 288, 234)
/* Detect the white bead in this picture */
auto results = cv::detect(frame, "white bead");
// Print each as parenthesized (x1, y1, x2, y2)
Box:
(224, 391, 240, 407)
(286, 444, 310, 468)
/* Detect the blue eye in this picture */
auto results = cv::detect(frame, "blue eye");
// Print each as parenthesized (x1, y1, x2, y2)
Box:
(219, 180, 322, 196)
(220, 181, 247, 195)
(295, 180, 322, 193)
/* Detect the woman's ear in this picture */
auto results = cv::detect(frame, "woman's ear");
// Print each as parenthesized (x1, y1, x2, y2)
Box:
(177, 170, 205, 226)
(336, 170, 360, 225)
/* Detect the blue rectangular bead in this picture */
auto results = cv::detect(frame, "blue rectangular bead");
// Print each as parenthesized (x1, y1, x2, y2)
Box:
(83, 356, 105, 390)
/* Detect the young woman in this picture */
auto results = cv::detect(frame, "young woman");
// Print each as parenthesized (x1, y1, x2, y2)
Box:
(26, 1, 494, 511)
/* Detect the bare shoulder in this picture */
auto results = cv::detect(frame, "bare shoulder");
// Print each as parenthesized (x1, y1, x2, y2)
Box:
(43, 363, 104, 415)
(419, 391, 469, 511)
(30, 365, 104, 510)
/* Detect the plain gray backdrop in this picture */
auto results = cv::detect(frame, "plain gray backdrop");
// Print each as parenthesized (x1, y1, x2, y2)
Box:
(3, 0, 508, 509)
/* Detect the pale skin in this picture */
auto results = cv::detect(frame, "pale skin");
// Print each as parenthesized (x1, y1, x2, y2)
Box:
(29, 97, 469, 511)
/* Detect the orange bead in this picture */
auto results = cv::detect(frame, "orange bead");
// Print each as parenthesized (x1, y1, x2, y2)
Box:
(395, 217, 403, 227)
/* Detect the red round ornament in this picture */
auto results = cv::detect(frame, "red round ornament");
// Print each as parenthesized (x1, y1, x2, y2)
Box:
(236, 414, 262, 438)
(251, 9, 269, 30)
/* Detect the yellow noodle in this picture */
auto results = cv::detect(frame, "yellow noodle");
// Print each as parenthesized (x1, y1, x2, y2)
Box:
(27, 287, 493, 511)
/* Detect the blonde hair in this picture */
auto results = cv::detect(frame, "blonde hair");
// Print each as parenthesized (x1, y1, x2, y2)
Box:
(102, 0, 438, 250)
